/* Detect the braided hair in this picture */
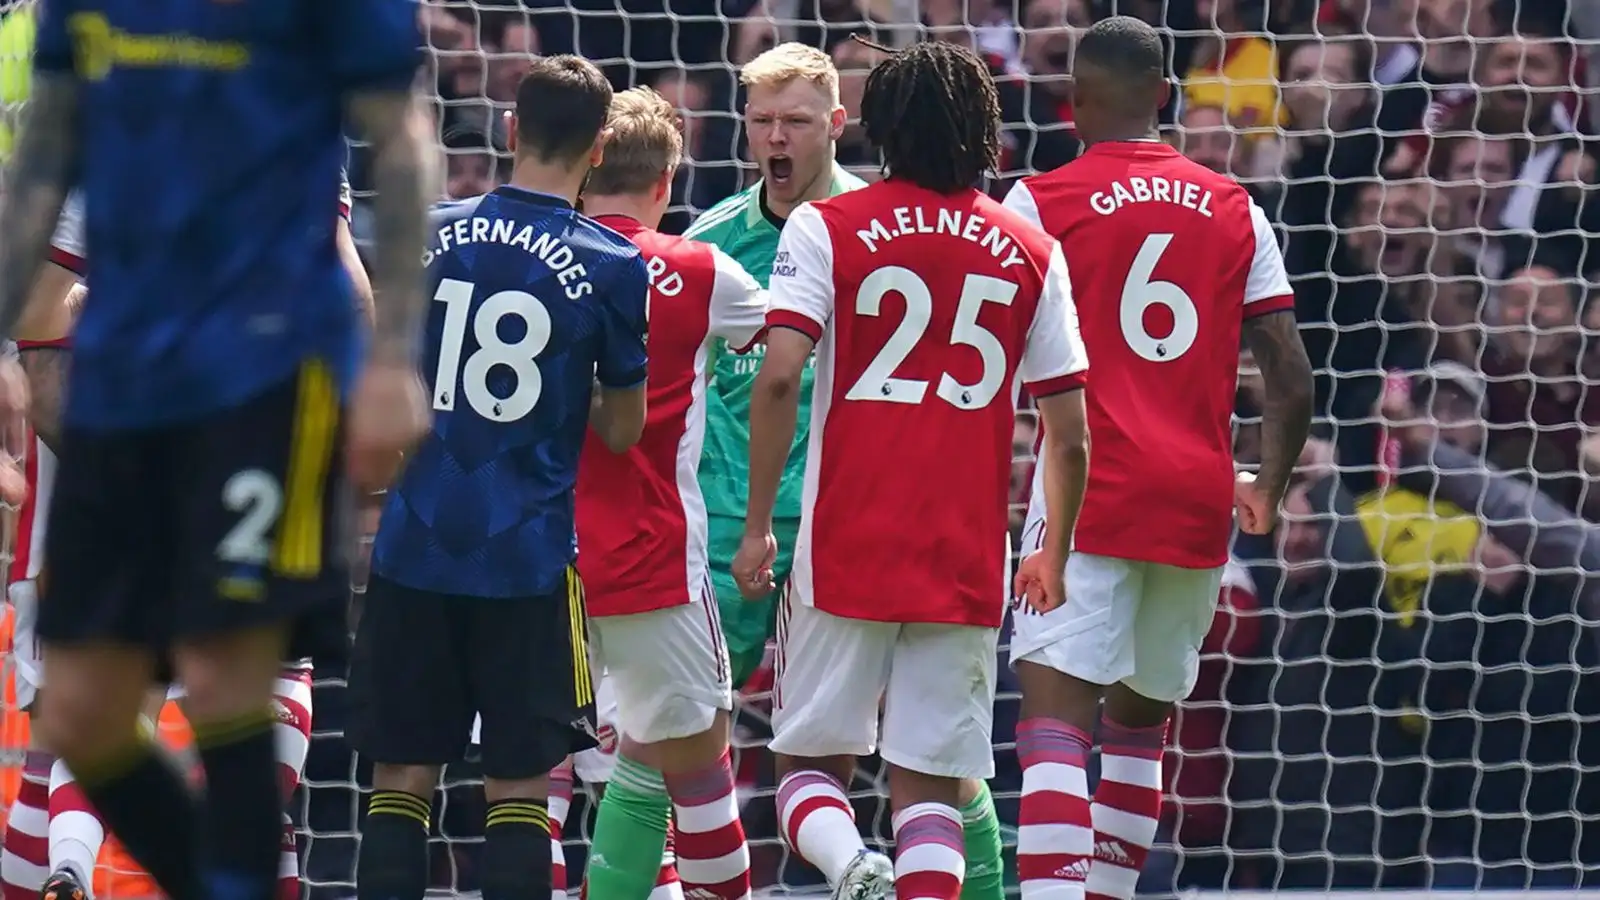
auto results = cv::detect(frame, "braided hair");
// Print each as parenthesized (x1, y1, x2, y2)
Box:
(858, 39, 1001, 194)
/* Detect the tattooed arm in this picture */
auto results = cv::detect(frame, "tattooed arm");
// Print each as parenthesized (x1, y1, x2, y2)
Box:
(343, 89, 436, 361)
(337, 215, 377, 327)
(16, 281, 83, 452)
(0, 75, 80, 340)
(1241, 309, 1314, 506)
(19, 343, 68, 451)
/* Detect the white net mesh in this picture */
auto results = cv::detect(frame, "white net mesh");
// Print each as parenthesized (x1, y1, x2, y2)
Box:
(6, 0, 1600, 896)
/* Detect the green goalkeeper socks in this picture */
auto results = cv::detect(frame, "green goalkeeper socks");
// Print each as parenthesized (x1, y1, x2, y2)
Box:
(959, 780, 1005, 900)
(585, 757, 671, 900)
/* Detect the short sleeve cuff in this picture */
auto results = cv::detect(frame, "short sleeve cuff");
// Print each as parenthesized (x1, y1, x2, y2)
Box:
(598, 366, 648, 390)
(48, 247, 84, 276)
(1243, 294, 1295, 318)
(1026, 370, 1086, 398)
(17, 338, 70, 350)
(765, 310, 823, 342)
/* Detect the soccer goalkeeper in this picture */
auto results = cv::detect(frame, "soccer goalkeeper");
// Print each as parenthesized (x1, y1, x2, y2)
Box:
(681, 40, 1006, 900)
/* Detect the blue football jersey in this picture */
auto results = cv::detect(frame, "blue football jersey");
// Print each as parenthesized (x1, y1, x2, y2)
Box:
(372, 187, 650, 598)
(33, 0, 419, 429)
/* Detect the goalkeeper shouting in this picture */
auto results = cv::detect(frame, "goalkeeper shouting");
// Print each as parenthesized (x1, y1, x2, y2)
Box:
(683, 41, 1007, 900)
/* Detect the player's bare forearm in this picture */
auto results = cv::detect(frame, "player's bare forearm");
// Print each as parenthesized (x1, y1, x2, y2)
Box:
(744, 329, 811, 533)
(0, 75, 80, 339)
(1034, 388, 1089, 562)
(18, 345, 68, 451)
(337, 217, 377, 326)
(345, 88, 437, 360)
(1242, 309, 1314, 502)
(591, 384, 647, 453)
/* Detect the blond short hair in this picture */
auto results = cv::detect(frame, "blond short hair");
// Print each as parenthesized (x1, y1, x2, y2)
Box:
(741, 42, 840, 105)
(588, 87, 684, 196)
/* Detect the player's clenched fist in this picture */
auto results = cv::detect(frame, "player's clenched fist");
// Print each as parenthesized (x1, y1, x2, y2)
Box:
(347, 358, 430, 492)
(1013, 550, 1066, 614)
(1233, 471, 1276, 535)
(731, 530, 778, 599)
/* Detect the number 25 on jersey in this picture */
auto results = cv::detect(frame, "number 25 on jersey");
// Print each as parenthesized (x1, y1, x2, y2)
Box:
(847, 266, 1017, 410)
(431, 278, 551, 422)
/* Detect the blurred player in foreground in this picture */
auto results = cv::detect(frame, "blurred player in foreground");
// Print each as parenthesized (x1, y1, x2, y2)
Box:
(0, 2, 433, 900)
(348, 56, 649, 900)
(0, 167, 370, 900)
(1000, 17, 1314, 900)
(687, 43, 1009, 899)
(734, 40, 1092, 900)
(576, 88, 765, 900)
(2, 215, 333, 900)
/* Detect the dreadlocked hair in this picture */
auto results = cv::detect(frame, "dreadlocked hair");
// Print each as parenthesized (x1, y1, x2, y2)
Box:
(858, 38, 1000, 194)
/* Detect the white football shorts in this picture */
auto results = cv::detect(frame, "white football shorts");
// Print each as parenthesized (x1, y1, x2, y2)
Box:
(1009, 544, 1223, 703)
(768, 590, 998, 780)
(7, 580, 42, 710)
(589, 602, 732, 745)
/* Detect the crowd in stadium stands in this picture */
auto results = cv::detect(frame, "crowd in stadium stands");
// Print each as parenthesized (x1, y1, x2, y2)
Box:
(4, 0, 1600, 895)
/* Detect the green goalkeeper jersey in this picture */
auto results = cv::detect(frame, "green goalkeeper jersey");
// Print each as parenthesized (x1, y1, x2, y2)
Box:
(687, 164, 867, 520)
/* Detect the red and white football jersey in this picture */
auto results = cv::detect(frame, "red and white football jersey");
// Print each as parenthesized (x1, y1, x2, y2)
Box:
(1004, 140, 1294, 569)
(576, 215, 767, 615)
(768, 180, 1088, 629)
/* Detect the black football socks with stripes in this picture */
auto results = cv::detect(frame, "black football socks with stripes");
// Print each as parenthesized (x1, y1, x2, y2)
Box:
(191, 710, 283, 900)
(358, 790, 431, 900)
(70, 736, 201, 900)
(481, 799, 552, 900)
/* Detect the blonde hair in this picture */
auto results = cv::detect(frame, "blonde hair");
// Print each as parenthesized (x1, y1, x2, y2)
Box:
(588, 87, 684, 196)
(741, 42, 840, 105)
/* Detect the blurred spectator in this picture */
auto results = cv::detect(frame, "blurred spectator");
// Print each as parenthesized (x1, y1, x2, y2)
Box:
(1384, 378, 1600, 886)
(1183, 0, 1282, 131)
(1435, 134, 1518, 279)
(830, 37, 890, 177)
(1177, 104, 1254, 181)
(1480, 253, 1600, 510)
(648, 70, 740, 228)
(441, 123, 509, 200)
(1016, 0, 1088, 134)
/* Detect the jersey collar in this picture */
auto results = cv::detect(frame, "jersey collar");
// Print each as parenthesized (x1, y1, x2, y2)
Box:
(493, 184, 574, 208)
(1084, 140, 1179, 160)
(592, 213, 644, 236)
(745, 162, 856, 228)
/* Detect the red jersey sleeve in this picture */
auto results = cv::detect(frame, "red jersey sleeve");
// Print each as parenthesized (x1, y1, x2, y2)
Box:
(1020, 242, 1089, 396)
(1243, 201, 1293, 317)
(707, 243, 768, 352)
(765, 203, 834, 342)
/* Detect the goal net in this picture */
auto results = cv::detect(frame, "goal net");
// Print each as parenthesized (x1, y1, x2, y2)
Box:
(5, 0, 1600, 896)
